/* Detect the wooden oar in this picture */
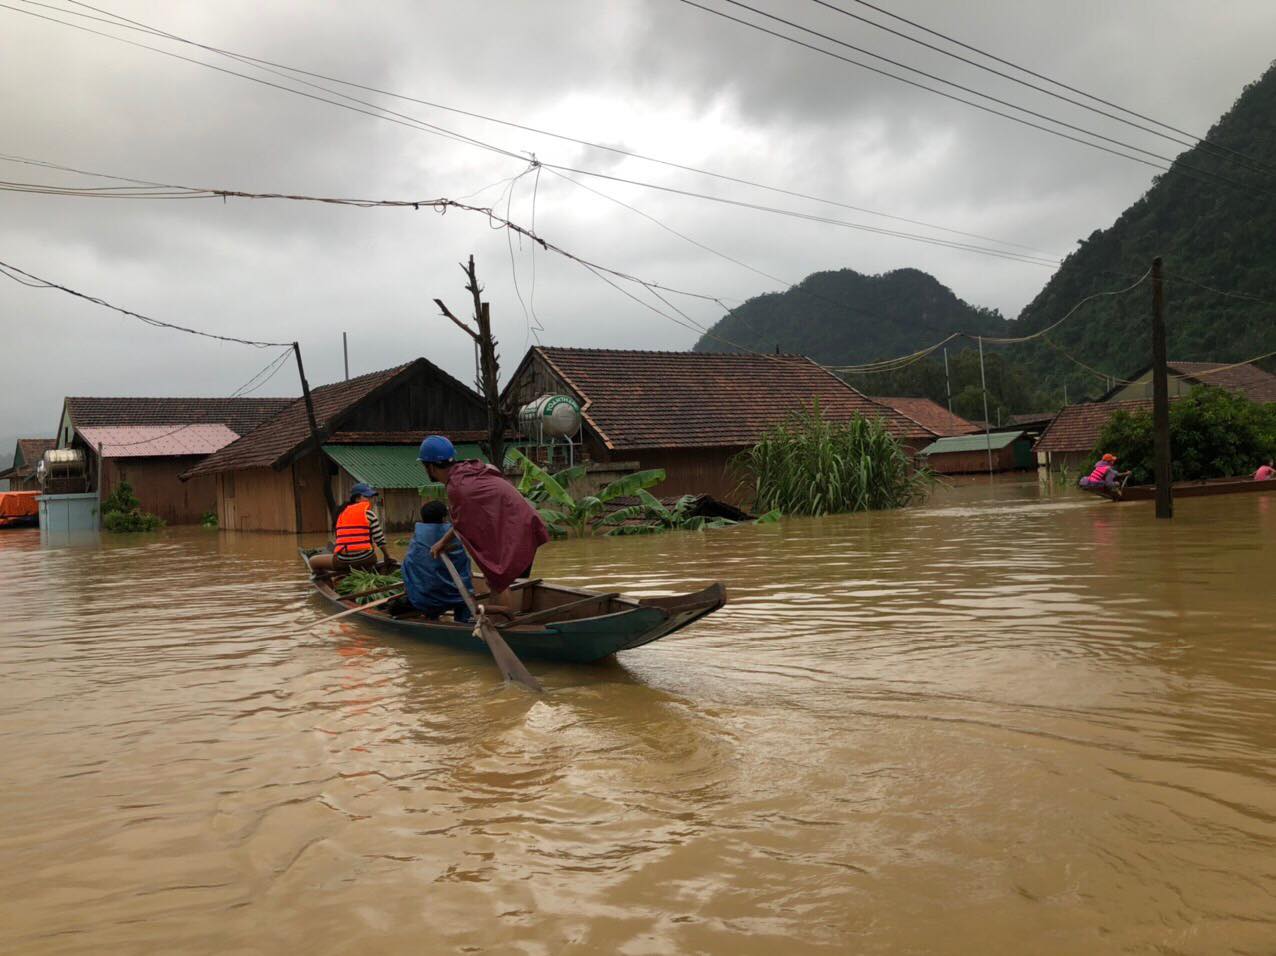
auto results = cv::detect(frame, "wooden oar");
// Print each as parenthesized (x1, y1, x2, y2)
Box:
(310, 590, 403, 630)
(441, 553, 543, 693)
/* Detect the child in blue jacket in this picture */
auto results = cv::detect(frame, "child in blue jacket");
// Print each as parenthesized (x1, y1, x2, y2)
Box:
(401, 500, 473, 622)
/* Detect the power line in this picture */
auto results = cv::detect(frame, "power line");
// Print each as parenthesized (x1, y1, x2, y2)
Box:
(676, 0, 1261, 195)
(8, 0, 1059, 258)
(0, 258, 292, 347)
(804, 0, 1276, 177)
(826, 0, 1274, 175)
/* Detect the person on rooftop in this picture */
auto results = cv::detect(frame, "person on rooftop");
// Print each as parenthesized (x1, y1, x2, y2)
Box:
(308, 483, 395, 573)
(397, 500, 473, 623)
(1255, 458, 1276, 481)
(1079, 453, 1129, 496)
(417, 435, 548, 598)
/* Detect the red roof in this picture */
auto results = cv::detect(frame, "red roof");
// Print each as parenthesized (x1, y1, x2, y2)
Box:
(1033, 400, 1153, 453)
(79, 424, 241, 458)
(871, 397, 977, 437)
(1170, 361, 1276, 403)
(65, 396, 293, 435)
(524, 348, 932, 449)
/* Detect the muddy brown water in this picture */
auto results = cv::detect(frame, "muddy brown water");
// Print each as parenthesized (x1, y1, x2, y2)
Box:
(2, 478, 1275, 954)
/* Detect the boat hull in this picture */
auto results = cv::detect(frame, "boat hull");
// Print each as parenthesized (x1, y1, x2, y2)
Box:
(302, 551, 725, 664)
(1120, 477, 1276, 501)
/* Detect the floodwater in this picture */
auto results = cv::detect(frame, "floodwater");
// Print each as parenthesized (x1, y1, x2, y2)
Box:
(2, 479, 1275, 955)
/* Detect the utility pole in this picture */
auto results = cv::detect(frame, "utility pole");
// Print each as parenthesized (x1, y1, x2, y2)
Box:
(293, 342, 338, 522)
(342, 332, 349, 381)
(978, 336, 993, 475)
(435, 255, 511, 470)
(1151, 257, 1173, 519)
(943, 347, 952, 412)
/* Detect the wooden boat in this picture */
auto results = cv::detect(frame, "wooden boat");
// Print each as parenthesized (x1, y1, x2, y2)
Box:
(1120, 476, 1276, 501)
(300, 549, 726, 664)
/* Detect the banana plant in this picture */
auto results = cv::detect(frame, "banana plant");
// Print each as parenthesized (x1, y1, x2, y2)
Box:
(508, 449, 666, 538)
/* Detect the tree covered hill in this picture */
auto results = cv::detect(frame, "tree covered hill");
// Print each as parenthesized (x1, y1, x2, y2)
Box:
(1011, 61, 1276, 396)
(692, 267, 1008, 365)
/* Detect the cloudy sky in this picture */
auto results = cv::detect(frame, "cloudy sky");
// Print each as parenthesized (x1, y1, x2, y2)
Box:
(2, 0, 1274, 452)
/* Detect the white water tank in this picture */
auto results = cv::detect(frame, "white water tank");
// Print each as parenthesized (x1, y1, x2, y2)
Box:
(519, 395, 581, 439)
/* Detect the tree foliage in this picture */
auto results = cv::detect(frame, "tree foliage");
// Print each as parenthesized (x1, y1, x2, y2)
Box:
(734, 403, 931, 516)
(1094, 387, 1276, 484)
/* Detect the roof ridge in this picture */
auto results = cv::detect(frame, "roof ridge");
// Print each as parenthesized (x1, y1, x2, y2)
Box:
(538, 346, 810, 358)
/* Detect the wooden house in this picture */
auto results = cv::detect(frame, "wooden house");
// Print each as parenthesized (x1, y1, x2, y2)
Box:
(56, 397, 292, 524)
(1033, 400, 1157, 477)
(504, 348, 934, 502)
(0, 438, 55, 491)
(916, 430, 1035, 474)
(183, 358, 488, 532)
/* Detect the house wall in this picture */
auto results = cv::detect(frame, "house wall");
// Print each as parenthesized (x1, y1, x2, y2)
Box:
(1036, 450, 1096, 481)
(102, 456, 218, 525)
(626, 447, 748, 502)
(340, 373, 488, 432)
(1106, 373, 1197, 403)
(216, 466, 298, 533)
(925, 445, 1021, 475)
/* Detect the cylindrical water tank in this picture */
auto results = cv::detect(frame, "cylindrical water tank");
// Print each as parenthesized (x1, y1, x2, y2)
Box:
(41, 448, 86, 478)
(518, 395, 581, 439)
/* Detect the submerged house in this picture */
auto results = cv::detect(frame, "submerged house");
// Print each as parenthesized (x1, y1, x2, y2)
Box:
(917, 430, 1035, 474)
(1032, 400, 1154, 476)
(183, 358, 488, 533)
(504, 348, 934, 502)
(55, 397, 293, 524)
(1101, 360, 1276, 404)
(0, 438, 56, 492)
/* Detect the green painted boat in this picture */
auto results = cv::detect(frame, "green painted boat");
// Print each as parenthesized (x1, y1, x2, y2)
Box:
(300, 549, 726, 664)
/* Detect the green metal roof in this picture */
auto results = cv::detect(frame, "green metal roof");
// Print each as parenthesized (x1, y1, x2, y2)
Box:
(322, 443, 520, 489)
(917, 430, 1026, 456)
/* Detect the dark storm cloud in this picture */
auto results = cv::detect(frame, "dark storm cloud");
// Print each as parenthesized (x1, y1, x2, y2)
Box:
(2, 0, 1274, 450)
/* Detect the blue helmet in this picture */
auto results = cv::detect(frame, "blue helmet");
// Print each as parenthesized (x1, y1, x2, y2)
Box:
(418, 435, 456, 464)
(350, 482, 377, 498)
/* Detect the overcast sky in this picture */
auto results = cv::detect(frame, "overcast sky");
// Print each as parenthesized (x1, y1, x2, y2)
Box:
(2, 0, 1274, 451)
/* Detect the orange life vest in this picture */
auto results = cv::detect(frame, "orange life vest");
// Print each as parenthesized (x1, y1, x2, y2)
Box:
(334, 501, 373, 555)
(1088, 462, 1111, 483)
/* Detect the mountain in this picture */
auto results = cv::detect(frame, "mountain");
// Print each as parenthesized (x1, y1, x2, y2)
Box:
(1011, 61, 1276, 396)
(692, 267, 1009, 364)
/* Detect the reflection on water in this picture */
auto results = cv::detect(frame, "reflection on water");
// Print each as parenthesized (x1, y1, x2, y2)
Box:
(2, 477, 1275, 954)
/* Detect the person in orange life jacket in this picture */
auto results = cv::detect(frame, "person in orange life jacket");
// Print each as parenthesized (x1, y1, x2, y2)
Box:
(1078, 453, 1128, 493)
(307, 483, 395, 574)
(417, 435, 549, 598)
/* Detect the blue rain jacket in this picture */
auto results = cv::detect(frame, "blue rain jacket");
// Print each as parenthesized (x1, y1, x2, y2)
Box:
(402, 522, 473, 619)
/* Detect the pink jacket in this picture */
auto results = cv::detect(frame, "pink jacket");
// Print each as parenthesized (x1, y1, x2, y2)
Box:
(446, 460, 549, 592)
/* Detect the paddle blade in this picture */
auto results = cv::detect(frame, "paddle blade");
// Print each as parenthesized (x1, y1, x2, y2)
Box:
(478, 618, 544, 693)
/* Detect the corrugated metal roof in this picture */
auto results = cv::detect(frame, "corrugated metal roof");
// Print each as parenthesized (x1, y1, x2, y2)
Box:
(322, 443, 517, 489)
(918, 430, 1025, 455)
(79, 424, 241, 458)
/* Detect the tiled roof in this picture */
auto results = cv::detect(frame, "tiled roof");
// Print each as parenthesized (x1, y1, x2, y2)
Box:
(1033, 400, 1153, 453)
(15, 438, 55, 468)
(184, 363, 413, 476)
(65, 396, 293, 435)
(1170, 361, 1276, 403)
(872, 396, 977, 437)
(79, 424, 241, 459)
(529, 348, 932, 449)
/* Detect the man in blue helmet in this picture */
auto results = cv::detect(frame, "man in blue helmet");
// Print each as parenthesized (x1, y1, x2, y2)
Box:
(418, 435, 548, 597)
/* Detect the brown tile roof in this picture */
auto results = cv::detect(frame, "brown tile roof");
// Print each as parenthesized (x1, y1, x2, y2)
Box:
(184, 363, 414, 477)
(4, 438, 55, 480)
(1170, 361, 1276, 403)
(871, 396, 977, 437)
(527, 348, 932, 449)
(65, 397, 294, 435)
(1033, 400, 1153, 454)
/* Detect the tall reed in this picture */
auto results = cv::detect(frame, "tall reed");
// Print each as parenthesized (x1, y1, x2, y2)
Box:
(734, 404, 931, 516)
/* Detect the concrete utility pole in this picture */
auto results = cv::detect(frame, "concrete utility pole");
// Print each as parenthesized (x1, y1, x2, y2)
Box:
(978, 336, 993, 475)
(293, 342, 339, 523)
(1150, 257, 1173, 519)
(943, 347, 952, 412)
(342, 331, 349, 381)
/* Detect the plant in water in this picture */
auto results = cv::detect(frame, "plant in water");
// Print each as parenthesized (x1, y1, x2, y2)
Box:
(200, 510, 218, 528)
(101, 481, 165, 532)
(508, 449, 667, 537)
(733, 402, 931, 516)
(603, 491, 744, 535)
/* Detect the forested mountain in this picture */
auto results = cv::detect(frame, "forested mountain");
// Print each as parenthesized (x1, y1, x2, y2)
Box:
(1011, 61, 1276, 396)
(692, 267, 1008, 365)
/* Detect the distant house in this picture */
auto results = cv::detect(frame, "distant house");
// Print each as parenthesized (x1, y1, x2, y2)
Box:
(917, 430, 1034, 474)
(1033, 399, 1155, 476)
(871, 397, 977, 437)
(184, 358, 488, 532)
(1102, 361, 1276, 404)
(0, 438, 56, 491)
(504, 348, 934, 501)
(57, 397, 293, 524)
